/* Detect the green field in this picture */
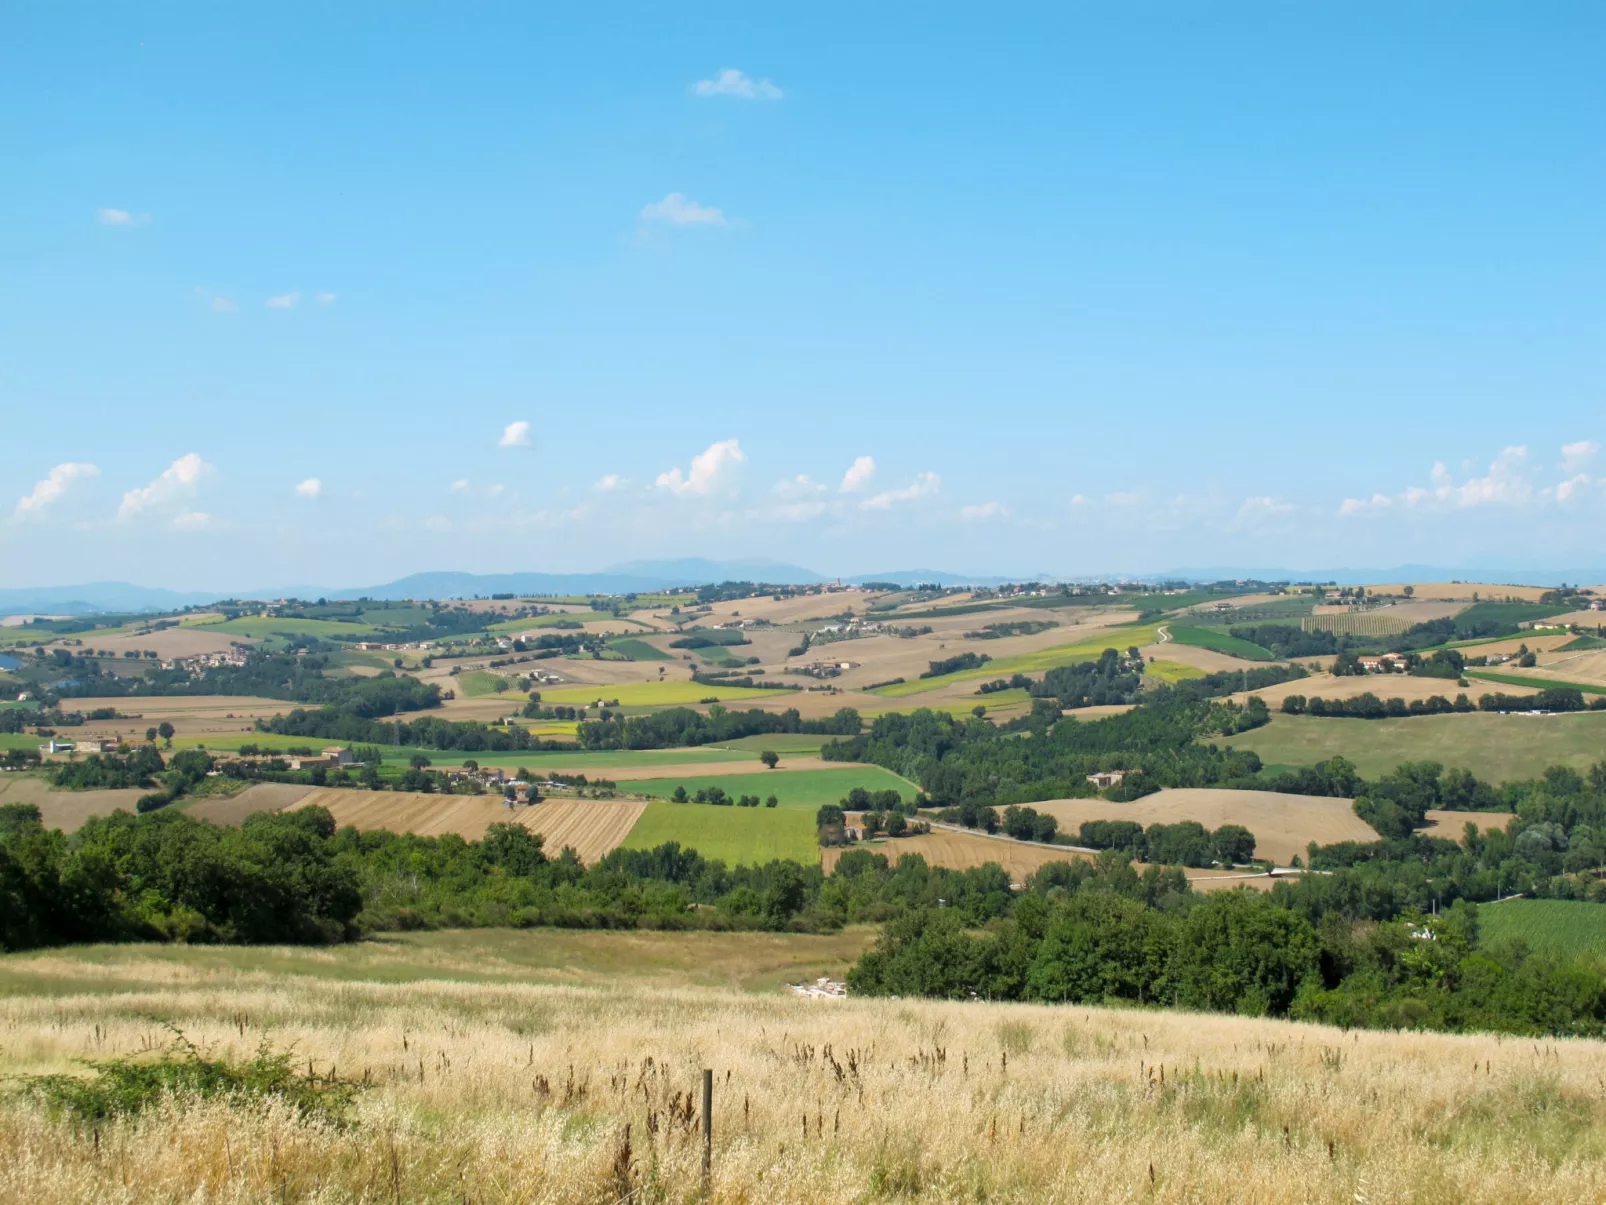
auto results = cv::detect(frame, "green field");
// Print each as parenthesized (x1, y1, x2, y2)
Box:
(624, 765, 917, 811)
(1479, 899, 1606, 958)
(876, 625, 1164, 697)
(456, 669, 516, 696)
(1166, 624, 1275, 660)
(619, 801, 819, 865)
(714, 733, 827, 753)
(194, 616, 384, 640)
(1456, 601, 1573, 629)
(1463, 669, 1606, 696)
(607, 637, 673, 660)
(1219, 711, 1606, 783)
(538, 681, 789, 706)
(1146, 659, 1209, 683)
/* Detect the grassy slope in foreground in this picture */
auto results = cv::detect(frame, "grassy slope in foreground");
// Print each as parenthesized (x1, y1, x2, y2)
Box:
(1220, 711, 1606, 782)
(1, 935, 1602, 1205)
(1479, 899, 1606, 958)
(622, 765, 918, 809)
(619, 801, 818, 864)
(876, 623, 1164, 697)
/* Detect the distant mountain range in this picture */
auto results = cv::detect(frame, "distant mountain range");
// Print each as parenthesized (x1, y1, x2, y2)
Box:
(2, 560, 1600, 615)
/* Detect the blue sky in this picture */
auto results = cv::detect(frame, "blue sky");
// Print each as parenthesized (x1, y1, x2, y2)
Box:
(3, 2, 1603, 590)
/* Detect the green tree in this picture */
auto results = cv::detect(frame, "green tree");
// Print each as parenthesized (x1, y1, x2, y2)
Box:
(760, 750, 779, 770)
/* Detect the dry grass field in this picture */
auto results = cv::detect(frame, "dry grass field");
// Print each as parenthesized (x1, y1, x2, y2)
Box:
(0, 773, 144, 832)
(1028, 789, 1377, 866)
(1363, 581, 1572, 601)
(824, 829, 1093, 881)
(1422, 808, 1516, 839)
(514, 797, 647, 862)
(3, 935, 1602, 1205)
(63, 695, 293, 741)
(288, 788, 646, 861)
(1222, 670, 1539, 709)
(298, 788, 535, 842)
(183, 782, 318, 826)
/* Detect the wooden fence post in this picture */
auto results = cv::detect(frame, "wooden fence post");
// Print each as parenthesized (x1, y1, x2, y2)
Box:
(701, 1067, 713, 1189)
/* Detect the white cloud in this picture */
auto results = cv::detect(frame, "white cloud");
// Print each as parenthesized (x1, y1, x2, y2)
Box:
(316, 291, 337, 305)
(1339, 494, 1393, 517)
(1340, 445, 1544, 516)
(294, 477, 322, 499)
(640, 193, 726, 226)
(449, 479, 471, 493)
(171, 510, 219, 532)
(593, 474, 627, 492)
(267, 292, 300, 309)
(499, 420, 533, 448)
(656, 439, 746, 496)
(1561, 440, 1600, 474)
(118, 454, 214, 521)
(862, 472, 941, 511)
(98, 207, 149, 226)
(13, 463, 99, 522)
(693, 68, 782, 100)
(959, 501, 1010, 522)
(839, 456, 876, 493)
(774, 474, 828, 501)
(424, 515, 453, 533)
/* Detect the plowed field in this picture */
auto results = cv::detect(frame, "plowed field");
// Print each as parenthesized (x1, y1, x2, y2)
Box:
(516, 798, 646, 862)
(296, 788, 644, 861)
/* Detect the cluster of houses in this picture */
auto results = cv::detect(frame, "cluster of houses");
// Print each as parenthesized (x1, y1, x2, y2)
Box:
(38, 737, 116, 756)
(163, 649, 250, 673)
(1355, 653, 1412, 673)
(351, 640, 436, 652)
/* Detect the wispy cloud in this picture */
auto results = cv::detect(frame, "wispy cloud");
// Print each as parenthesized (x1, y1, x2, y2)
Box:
(316, 291, 337, 305)
(839, 456, 876, 493)
(98, 207, 150, 226)
(862, 472, 941, 511)
(593, 474, 627, 492)
(294, 477, 322, 499)
(693, 68, 782, 100)
(959, 501, 1010, 522)
(657, 439, 746, 496)
(118, 454, 214, 521)
(1561, 440, 1600, 475)
(171, 511, 220, 532)
(640, 193, 726, 226)
(194, 287, 236, 314)
(13, 462, 99, 522)
(499, 420, 533, 448)
(266, 292, 300, 309)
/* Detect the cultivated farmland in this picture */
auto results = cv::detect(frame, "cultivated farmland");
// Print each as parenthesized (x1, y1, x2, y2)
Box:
(536, 680, 789, 706)
(823, 828, 1092, 880)
(297, 789, 540, 842)
(1221, 711, 1606, 782)
(515, 797, 647, 862)
(622, 766, 918, 810)
(1479, 898, 1606, 958)
(0, 774, 144, 833)
(1028, 788, 1377, 866)
(620, 800, 817, 865)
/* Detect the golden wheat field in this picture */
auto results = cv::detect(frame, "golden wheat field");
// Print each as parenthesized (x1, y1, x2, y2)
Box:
(1, 935, 1603, 1205)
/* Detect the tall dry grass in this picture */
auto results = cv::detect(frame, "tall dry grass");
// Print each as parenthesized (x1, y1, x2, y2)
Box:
(2, 954, 1604, 1204)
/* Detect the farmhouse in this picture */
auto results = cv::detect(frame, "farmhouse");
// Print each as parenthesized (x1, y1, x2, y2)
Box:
(289, 755, 335, 771)
(321, 746, 356, 766)
(1087, 770, 1127, 789)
